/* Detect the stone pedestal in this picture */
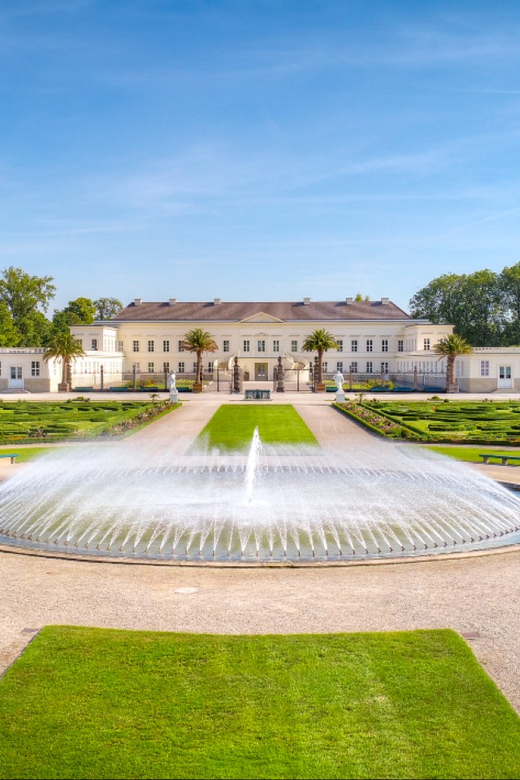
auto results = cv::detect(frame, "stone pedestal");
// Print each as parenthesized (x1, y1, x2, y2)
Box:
(335, 391, 346, 403)
(169, 390, 179, 404)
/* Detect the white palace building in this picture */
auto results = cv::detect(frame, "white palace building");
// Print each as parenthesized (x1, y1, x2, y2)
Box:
(0, 296, 519, 393)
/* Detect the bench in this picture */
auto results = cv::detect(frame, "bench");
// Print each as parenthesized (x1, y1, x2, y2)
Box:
(0, 454, 18, 464)
(479, 453, 520, 465)
(244, 389, 271, 400)
(109, 387, 129, 392)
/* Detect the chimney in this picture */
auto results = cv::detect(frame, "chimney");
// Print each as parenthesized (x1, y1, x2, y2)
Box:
(303, 297, 311, 305)
(214, 297, 222, 305)
(381, 297, 389, 305)
(134, 298, 142, 306)
(168, 298, 177, 306)
(345, 297, 354, 305)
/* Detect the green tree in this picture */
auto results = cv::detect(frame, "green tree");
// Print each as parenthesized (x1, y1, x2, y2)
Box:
(180, 328, 218, 386)
(53, 297, 96, 331)
(0, 266, 55, 346)
(43, 330, 86, 390)
(499, 262, 520, 344)
(433, 334, 473, 393)
(302, 329, 339, 387)
(94, 297, 123, 320)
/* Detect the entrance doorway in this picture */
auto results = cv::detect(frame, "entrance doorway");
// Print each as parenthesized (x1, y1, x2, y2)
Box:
(255, 363, 268, 380)
(9, 366, 23, 389)
(498, 366, 513, 389)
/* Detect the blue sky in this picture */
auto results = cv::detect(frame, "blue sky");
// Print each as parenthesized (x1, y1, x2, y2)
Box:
(1, 0, 519, 312)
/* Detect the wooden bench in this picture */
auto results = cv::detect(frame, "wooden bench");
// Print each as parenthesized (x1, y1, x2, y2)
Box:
(479, 453, 520, 465)
(0, 454, 18, 464)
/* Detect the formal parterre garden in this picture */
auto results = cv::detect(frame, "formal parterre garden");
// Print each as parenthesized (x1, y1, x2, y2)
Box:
(0, 399, 177, 444)
(0, 626, 519, 780)
(336, 399, 520, 444)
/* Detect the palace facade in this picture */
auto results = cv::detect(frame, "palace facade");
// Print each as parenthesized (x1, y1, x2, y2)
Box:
(1, 297, 518, 393)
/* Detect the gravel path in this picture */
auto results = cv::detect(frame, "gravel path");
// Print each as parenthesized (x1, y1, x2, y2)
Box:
(1, 397, 520, 714)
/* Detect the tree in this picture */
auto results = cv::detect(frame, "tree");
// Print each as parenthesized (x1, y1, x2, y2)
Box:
(180, 328, 218, 388)
(433, 334, 473, 393)
(94, 297, 123, 320)
(0, 301, 19, 346)
(302, 329, 339, 388)
(43, 330, 86, 391)
(52, 297, 97, 331)
(499, 262, 520, 344)
(0, 266, 55, 346)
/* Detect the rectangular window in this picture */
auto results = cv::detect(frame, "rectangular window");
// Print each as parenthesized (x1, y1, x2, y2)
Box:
(350, 361, 358, 373)
(148, 362, 154, 373)
(480, 361, 490, 377)
(91, 339, 98, 350)
(31, 361, 40, 377)
(351, 339, 358, 352)
(223, 340, 230, 352)
(132, 340, 139, 352)
(178, 361, 185, 373)
(163, 362, 170, 373)
(423, 338, 431, 351)
(257, 340, 265, 352)
(291, 340, 298, 352)
(117, 340, 123, 352)
(366, 361, 373, 373)
(208, 361, 213, 371)
(336, 339, 343, 352)
(243, 340, 250, 352)
(178, 340, 185, 352)
(322, 361, 328, 373)
(381, 362, 389, 374)
(148, 340, 155, 352)
(163, 340, 170, 352)
(397, 339, 404, 352)
(336, 361, 343, 372)
(500, 366, 512, 379)
(0, 361, 2, 376)
(273, 339, 280, 352)
(381, 339, 388, 353)
(366, 339, 373, 352)
(193, 361, 197, 373)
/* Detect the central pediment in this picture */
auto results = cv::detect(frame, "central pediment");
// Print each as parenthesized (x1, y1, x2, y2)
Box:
(239, 311, 285, 324)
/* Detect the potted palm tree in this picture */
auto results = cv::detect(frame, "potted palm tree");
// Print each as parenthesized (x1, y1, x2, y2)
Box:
(44, 330, 86, 392)
(180, 328, 218, 392)
(302, 329, 339, 391)
(433, 333, 473, 393)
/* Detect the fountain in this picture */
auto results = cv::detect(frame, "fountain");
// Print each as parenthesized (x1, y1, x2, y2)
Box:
(0, 427, 519, 562)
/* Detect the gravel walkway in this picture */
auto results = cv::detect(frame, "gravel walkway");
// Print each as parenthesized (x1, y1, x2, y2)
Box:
(1, 396, 520, 715)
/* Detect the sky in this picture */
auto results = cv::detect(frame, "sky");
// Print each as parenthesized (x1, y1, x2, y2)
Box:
(0, 0, 519, 313)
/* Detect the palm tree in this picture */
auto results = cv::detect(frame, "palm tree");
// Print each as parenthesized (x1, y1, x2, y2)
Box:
(433, 334, 473, 393)
(44, 330, 86, 391)
(180, 328, 218, 390)
(302, 329, 339, 389)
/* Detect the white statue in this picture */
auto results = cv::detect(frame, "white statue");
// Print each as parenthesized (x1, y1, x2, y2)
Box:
(334, 370, 345, 391)
(168, 371, 176, 391)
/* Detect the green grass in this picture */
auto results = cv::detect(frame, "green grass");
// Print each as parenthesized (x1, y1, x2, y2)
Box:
(0, 400, 175, 444)
(425, 445, 520, 463)
(363, 400, 520, 443)
(0, 446, 57, 462)
(196, 404, 318, 450)
(0, 627, 519, 779)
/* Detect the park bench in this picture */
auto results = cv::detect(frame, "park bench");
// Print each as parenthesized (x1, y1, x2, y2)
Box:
(244, 389, 271, 400)
(0, 454, 18, 464)
(479, 453, 520, 465)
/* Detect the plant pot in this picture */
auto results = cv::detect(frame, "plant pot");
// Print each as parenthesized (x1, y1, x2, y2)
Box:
(193, 382, 203, 393)
(316, 382, 326, 392)
(58, 382, 70, 392)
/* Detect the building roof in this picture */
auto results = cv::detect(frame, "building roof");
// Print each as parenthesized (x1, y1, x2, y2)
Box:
(111, 299, 411, 323)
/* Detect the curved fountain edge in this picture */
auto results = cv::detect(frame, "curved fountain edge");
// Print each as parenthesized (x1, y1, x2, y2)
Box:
(1, 540, 520, 568)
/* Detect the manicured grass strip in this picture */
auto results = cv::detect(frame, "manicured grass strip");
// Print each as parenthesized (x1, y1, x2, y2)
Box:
(426, 445, 520, 463)
(0, 446, 57, 463)
(0, 627, 519, 780)
(196, 404, 318, 450)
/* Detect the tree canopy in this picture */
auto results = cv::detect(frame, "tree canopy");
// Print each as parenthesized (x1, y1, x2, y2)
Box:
(180, 328, 218, 383)
(302, 329, 339, 384)
(43, 330, 86, 387)
(94, 297, 123, 320)
(0, 266, 56, 346)
(433, 334, 473, 393)
(409, 263, 520, 346)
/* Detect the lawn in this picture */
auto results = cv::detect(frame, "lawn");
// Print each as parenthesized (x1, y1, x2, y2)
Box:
(357, 400, 520, 443)
(0, 627, 519, 780)
(425, 445, 520, 463)
(195, 404, 318, 450)
(0, 399, 175, 444)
